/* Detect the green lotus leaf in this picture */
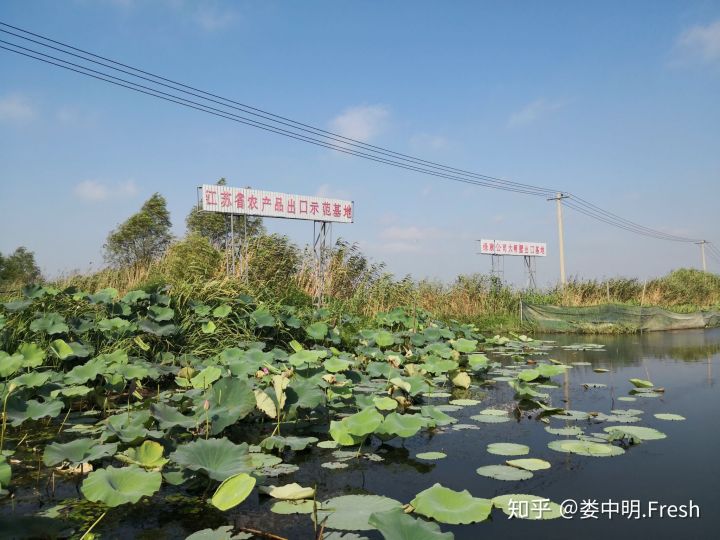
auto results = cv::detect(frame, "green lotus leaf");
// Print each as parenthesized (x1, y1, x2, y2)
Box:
(368, 508, 454, 540)
(346, 407, 384, 437)
(212, 304, 232, 318)
(536, 364, 566, 378)
(97, 318, 134, 334)
(10, 371, 51, 388)
(324, 357, 352, 373)
(190, 366, 222, 389)
(506, 458, 551, 471)
(17, 342, 45, 368)
(271, 500, 317, 514)
(150, 403, 200, 430)
(491, 493, 563, 520)
(87, 288, 118, 304)
(487, 443, 529, 456)
(411, 483, 492, 524)
(263, 482, 315, 500)
(64, 359, 104, 385)
(211, 472, 256, 511)
(547, 439, 625, 457)
(0, 457, 10, 488)
(654, 413, 685, 421)
(476, 464, 533, 481)
(376, 413, 426, 439)
(603, 425, 666, 441)
(121, 290, 150, 304)
(424, 342, 453, 359)
(545, 426, 583, 436)
(8, 398, 63, 426)
(629, 378, 654, 388)
(305, 321, 329, 340)
(138, 319, 178, 336)
(374, 330, 395, 348)
(470, 414, 511, 424)
(43, 438, 118, 466)
(30, 313, 68, 335)
(416, 452, 447, 460)
(518, 369, 540, 382)
(148, 305, 174, 322)
(288, 349, 327, 367)
(50, 385, 92, 398)
(81, 465, 161, 507)
(0, 352, 23, 378)
(201, 321, 217, 334)
(451, 338, 477, 353)
(203, 377, 256, 433)
(2, 299, 31, 312)
(448, 399, 481, 406)
(251, 309, 275, 328)
(422, 358, 458, 375)
(373, 396, 398, 411)
(260, 435, 318, 451)
(467, 354, 489, 370)
(420, 406, 457, 427)
(170, 437, 254, 481)
(117, 441, 168, 469)
(316, 494, 402, 531)
(103, 410, 161, 444)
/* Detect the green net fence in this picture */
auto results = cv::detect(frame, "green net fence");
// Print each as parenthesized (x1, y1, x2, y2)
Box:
(521, 302, 720, 333)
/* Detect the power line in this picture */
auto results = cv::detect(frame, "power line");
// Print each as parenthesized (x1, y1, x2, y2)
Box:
(0, 20, 712, 247)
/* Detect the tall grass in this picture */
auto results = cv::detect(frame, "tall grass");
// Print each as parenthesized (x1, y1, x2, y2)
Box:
(27, 234, 720, 330)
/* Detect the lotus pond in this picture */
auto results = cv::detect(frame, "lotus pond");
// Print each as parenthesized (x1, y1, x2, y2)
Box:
(0, 285, 718, 539)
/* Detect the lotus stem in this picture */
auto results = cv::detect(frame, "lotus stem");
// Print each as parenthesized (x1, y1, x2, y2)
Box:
(0, 384, 16, 453)
(80, 510, 107, 540)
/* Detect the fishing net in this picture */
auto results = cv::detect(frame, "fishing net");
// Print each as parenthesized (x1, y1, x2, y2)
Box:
(521, 303, 720, 333)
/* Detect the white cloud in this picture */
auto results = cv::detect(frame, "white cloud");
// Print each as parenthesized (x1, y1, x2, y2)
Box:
(507, 98, 562, 128)
(315, 183, 351, 200)
(675, 19, 720, 64)
(74, 180, 138, 202)
(374, 225, 445, 252)
(329, 104, 389, 142)
(0, 94, 36, 123)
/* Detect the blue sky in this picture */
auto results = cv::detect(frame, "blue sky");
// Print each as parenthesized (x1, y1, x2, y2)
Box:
(1, 0, 719, 286)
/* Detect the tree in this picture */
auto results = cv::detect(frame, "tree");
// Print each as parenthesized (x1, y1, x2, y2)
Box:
(186, 178, 264, 249)
(0, 247, 42, 286)
(104, 193, 173, 267)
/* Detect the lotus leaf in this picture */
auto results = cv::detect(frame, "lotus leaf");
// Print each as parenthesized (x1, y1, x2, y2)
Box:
(411, 483, 492, 524)
(190, 366, 222, 389)
(416, 452, 446, 460)
(30, 313, 68, 335)
(81, 465, 161, 506)
(448, 399, 481, 406)
(420, 406, 457, 426)
(263, 482, 315, 500)
(654, 413, 685, 421)
(467, 354, 489, 370)
(17, 342, 45, 367)
(603, 425, 666, 441)
(170, 438, 254, 481)
(547, 439, 625, 456)
(10, 371, 51, 388)
(470, 414, 511, 424)
(315, 494, 402, 530)
(376, 413, 426, 439)
(0, 352, 23, 377)
(325, 357, 352, 373)
(271, 500, 317, 514)
(486, 443, 529, 456)
(368, 508, 454, 540)
(202, 321, 217, 334)
(450, 371, 471, 389)
(151, 403, 200, 430)
(122, 290, 150, 304)
(8, 399, 63, 426)
(148, 305, 174, 321)
(506, 458, 551, 471)
(288, 349, 327, 367)
(212, 304, 232, 318)
(211, 472, 256, 510)
(260, 435, 318, 451)
(374, 330, 395, 347)
(43, 438, 118, 466)
(185, 526, 251, 540)
(117, 440, 168, 469)
(476, 464, 533, 481)
(451, 338, 477, 353)
(306, 321, 329, 340)
(251, 309, 275, 327)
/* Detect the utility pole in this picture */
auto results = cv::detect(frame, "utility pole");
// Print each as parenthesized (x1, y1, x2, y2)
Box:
(548, 192, 569, 286)
(696, 240, 707, 272)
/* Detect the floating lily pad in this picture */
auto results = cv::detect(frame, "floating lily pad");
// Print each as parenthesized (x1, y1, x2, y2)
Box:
(487, 443, 529, 456)
(476, 465, 533, 481)
(470, 414, 511, 424)
(271, 499, 318, 514)
(603, 425, 667, 441)
(411, 483, 492, 524)
(448, 399, 481, 406)
(545, 426, 583, 436)
(321, 461, 349, 469)
(506, 458, 551, 471)
(654, 413, 685, 421)
(315, 495, 402, 531)
(368, 508, 453, 540)
(547, 439, 624, 457)
(416, 452, 447, 460)
(170, 438, 253, 481)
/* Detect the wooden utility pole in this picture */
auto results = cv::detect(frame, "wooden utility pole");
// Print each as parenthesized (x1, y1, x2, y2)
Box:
(697, 240, 707, 272)
(548, 193, 569, 286)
